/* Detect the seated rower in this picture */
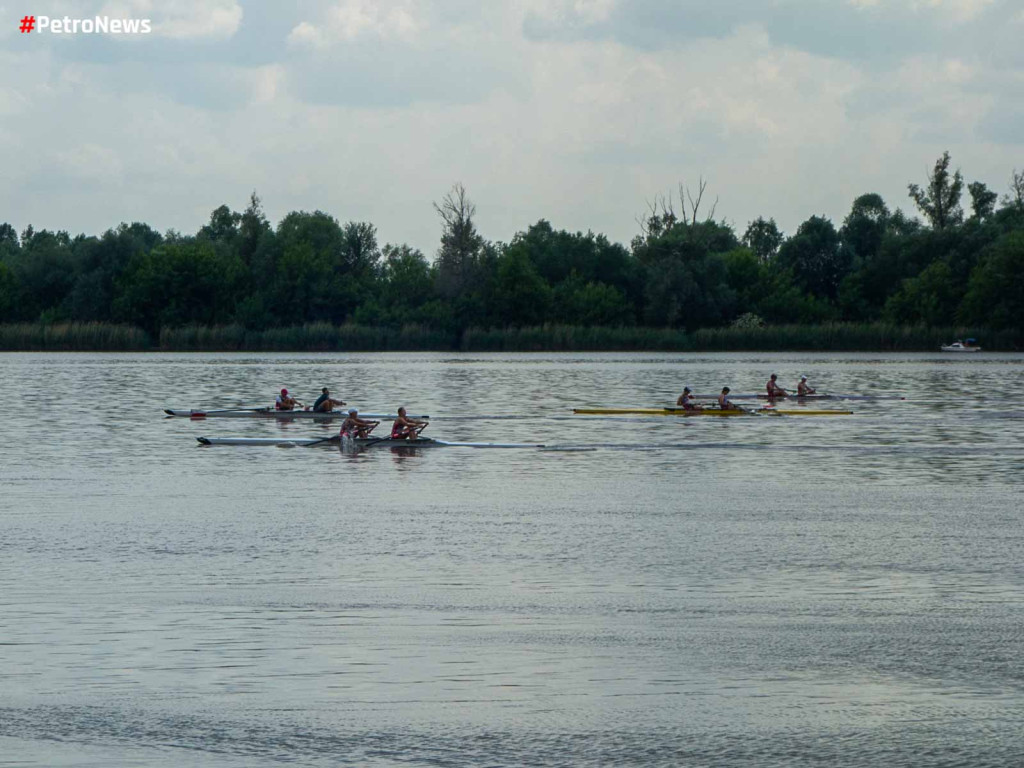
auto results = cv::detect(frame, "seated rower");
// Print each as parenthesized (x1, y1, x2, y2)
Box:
(676, 386, 702, 410)
(339, 409, 378, 440)
(275, 388, 302, 411)
(797, 375, 816, 396)
(391, 407, 429, 440)
(718, 386, 740, 410)
(312, 387, 345, 413)
(766, 373, 788, 399)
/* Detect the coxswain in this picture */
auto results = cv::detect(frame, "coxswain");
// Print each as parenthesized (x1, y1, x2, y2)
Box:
(312, 387, 345, 413)
(766, 373, 788, 399)
(391, 407, 429, 440)
(797, 376, 816, 396)
(718, 387, 740, 410)
(676, 386, 702, 410)
(275, 388, 302, 411)
(339, 409, 378, 440)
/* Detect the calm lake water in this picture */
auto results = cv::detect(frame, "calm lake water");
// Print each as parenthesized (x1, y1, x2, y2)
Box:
(1, 351, 1022, 767)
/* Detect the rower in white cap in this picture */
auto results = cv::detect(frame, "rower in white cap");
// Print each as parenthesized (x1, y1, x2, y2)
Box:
(338, 409, 379, 440)
(797, 375, 816, 396)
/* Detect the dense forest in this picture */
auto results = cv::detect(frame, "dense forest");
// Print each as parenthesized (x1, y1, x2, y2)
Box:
(2, 152, 1023, 350)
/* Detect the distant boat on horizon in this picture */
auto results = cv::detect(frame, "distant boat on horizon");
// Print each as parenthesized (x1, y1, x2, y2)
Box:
(941, 339, 982, 352)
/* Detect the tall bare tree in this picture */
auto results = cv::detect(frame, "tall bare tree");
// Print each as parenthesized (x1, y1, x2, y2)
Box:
(637, 179, 718, 240)
(433, 183, 484, 298)
(1003, 168, 1024, 211)
(908, 151, 964, 230)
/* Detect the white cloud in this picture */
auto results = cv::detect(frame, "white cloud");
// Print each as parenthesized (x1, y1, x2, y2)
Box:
(144, 0, 243, 40)
(846, 0, 994, 21)
(910, 0, 995, 23)
(287, 21, 326, 49)
(289, 0, 424, 47)
(571, 0, 616, 24)
(55, 142, 125, 184)
(252, 65, 285, 104)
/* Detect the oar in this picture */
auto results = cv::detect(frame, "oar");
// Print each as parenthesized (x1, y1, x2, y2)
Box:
(723, 402, 763, 415)
(357, 429, 394, 449)
(712, 401, 759, 415)
(304, 435, 340, 447)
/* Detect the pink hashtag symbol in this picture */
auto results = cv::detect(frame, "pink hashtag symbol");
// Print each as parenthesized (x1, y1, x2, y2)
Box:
(19, 15, 35, 32)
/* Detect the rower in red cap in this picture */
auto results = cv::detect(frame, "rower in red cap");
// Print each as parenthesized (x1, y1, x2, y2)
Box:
(275, 388, 302, 411)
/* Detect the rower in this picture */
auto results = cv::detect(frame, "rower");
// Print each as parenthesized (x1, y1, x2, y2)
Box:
(766, 374, 788, 399)
(390, 407, 429, 440)
(797, 376, 816, 396)
(339, 409, 378, 440)
(676, 386, 702, 410)
(275, 388, 302, 411)
(718, 387, 740, 410)
(312, 387, 345, 413)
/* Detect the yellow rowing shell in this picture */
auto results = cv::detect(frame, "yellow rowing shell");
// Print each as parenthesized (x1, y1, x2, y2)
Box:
(572, 407, 853, 416)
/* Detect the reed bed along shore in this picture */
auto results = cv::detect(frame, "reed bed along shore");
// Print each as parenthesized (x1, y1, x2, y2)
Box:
(0, 322, 151, 351)
(0, 322, 1019, 353)
(157, 323, 453, 352)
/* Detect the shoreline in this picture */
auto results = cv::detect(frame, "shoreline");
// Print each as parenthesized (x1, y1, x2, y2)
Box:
(1, 321, 1020, 353)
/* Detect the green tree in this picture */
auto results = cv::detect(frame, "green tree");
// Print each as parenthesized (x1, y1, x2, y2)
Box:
(269, 211, 351, 323)
(1001, 169, 1024, 212)
(238, 192, 271, 266)
(505, 220, 640, 306)
(776, 216, 850, 301)
(633, 224, 736, 329)
(0, 261, 17, 320)
(883, 261, 957, 326)
(840, 193, 889, 261)
(112, 241, 239, 333)
(721, 247, 761, 311)
(968, 182, 998, 221)
(754, 267, 837, 324)
(0, 223, 19, 259)
(64, 223, 162, 322)
(199, 204, 241, 244)
(339, 221, 381, 278)
(742, 217, 783, 263)
(490, 248, 551, 326)
(908, 151, 964, 230)
(379, 243, 433, 324)
(552, 272, 634, 326)
(7, 228, 76, 321)
(958, 231, 1024, 329)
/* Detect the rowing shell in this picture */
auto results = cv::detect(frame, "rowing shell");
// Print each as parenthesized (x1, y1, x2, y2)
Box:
(573, 407, 853, 416)
(197, 436, 545, 448)
(167, 409, 428, 420)
(688, 394, 903, 401)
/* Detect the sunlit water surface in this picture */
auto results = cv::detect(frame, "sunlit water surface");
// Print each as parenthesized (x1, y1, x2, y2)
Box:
(1, 352, 1022, 766)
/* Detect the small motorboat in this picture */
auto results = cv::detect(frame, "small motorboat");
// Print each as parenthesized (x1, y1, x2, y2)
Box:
(941, 339, 982, 352)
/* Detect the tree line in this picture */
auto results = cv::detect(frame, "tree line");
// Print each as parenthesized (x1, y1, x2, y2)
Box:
(2, 153, 1022, 338)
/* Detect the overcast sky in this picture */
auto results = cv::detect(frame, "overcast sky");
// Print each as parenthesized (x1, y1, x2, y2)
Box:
(2, 0, 1022, 254)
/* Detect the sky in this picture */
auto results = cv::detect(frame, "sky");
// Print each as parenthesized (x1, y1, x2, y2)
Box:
(1, 0, 1022, 255)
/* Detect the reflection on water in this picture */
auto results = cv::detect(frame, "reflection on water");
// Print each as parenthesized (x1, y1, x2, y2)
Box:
(1, 352, 1022, 766)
